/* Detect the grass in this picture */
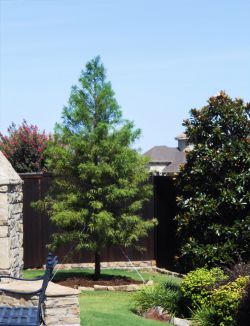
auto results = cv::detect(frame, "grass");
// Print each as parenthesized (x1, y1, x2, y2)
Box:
(23, 268, 179, 326)
(80, 291, 171, 326)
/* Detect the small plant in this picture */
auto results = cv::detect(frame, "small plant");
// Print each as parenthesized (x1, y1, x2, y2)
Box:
(180, 267, 228, 310)
(134, 278, 184, 316)
(134, 283, 172, 314)
(191, 306, 218, 326)
(0, 120, 49, 172)
(163, 277, 182, 291)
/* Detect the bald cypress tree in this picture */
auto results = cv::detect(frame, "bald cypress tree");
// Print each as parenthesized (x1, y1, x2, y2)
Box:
(40, 57, 155, 279)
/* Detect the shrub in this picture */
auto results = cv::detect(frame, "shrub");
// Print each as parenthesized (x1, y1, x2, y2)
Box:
(210, 276, 249, 326)
(0, 120, 49, 172)
(180, 267, 228, 310)
(134, 278, 184, 316)
(224, 261, 250, 282)
(189, 274, 249, 326)
(236, 279, 250, 326)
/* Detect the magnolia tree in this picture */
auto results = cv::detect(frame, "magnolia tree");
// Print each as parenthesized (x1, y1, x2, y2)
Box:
(175, 92, 250, 271)
(36, 57, 156, 279)
(0, 120, 49, 173)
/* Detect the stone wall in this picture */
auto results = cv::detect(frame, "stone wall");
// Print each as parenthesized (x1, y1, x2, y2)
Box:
(0, 281, 80, 326)
(0, 152, 23, 278)
(54, 260, 156, 270)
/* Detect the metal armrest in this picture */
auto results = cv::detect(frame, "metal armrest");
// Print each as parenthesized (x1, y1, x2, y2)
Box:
(0, 288, 42, 296)
(0, 275, 44, 281)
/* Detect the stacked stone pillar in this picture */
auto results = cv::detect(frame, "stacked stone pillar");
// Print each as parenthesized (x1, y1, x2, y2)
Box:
(0, 152, 23, 278)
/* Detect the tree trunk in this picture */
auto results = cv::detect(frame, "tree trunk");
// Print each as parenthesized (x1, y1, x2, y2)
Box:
(94, 251, 101, 280)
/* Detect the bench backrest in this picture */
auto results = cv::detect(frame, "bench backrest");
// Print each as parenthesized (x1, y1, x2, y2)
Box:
(0, 253, 58, 325)
(37, 253, 58, 323)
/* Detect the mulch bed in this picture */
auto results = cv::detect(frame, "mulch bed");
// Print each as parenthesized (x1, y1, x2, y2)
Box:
(55, 275, 142, 288)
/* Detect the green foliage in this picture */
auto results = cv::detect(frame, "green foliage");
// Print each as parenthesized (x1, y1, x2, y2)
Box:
(236, 279, 250, 326)
(0, 120, 49, 172)
(191, 276, 249, 326)
(191, 306, 218, 326)
(180, 267, 227, 310)
(35, 56, 156, 278)
(176, 91, 250, 271)
(182, 267, 249, 326)
(132, 266, 249, 325)
(134, 278, 184, 316)
(209, 276, 249, 326)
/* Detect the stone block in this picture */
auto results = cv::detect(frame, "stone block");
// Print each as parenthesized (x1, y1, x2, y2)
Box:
(125, 284, 140, 291)
(11, 203, 23, 215)
(146, 280, 154, 286)
(0, 206, 8, 223)
(78, 286, 94, 291)
(94, 285, 108, 291)
(8, 191, 23, 204)
(0, 226, 8, 238)
(55, 260, 155, 270)
(0, 238, 10, 269)
(110, 284, 139, 292)
(143, 306, 171, 322)
(170, 316, 190, 326)
(0, 186, 8, 193)
(107, 286, 115, 291)
(8, 184, 23, 193)
(0, 193, 8, 206)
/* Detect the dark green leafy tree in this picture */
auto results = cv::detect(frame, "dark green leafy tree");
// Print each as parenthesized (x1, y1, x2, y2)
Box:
(38, 57, 155, 279)
(175, 91, 250, 271)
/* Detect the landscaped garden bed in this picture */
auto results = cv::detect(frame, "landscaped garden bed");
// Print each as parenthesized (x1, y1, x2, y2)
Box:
(24, 268, 178, 325)
(55, 273, 142, 288)
(23, 262, 250, 325)
(24, 268, 168, 286)
(133, 264, 250, 326)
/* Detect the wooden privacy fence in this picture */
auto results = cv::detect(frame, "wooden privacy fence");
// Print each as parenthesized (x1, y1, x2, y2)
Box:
(20, 173, 155, 268)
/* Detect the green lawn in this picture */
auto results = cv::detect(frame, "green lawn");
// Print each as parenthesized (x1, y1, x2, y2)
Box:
(80, 291, 170, 326)
(24, 268, 178, 326)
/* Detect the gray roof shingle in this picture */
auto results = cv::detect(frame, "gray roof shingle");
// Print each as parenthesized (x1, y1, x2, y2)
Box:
(143, 145, 186, 174)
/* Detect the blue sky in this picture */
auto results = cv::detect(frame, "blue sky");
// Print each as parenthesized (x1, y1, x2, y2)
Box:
(1, 0, 249, 151)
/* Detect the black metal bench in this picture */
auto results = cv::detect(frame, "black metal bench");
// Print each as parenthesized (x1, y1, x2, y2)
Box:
(0, 253, 57, 326)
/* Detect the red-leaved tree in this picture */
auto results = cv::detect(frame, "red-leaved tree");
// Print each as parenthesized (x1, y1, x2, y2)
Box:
(0, 120, 49, 173)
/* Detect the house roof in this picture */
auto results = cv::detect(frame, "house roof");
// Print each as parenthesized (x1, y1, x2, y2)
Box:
(143, 145, 186, 174)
